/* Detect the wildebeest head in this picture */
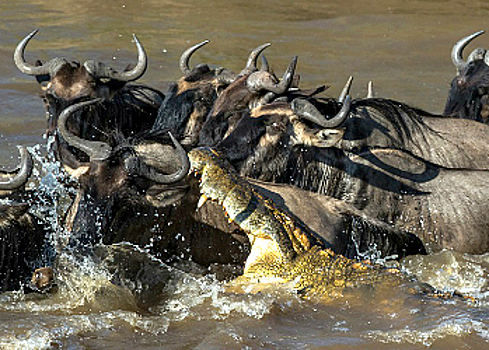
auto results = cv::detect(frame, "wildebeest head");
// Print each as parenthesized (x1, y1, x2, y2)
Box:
(199, 46, 299, 147)
(0, 146, 47, 292)
(57, 100, 188, 239)
(58, 100, 248, 268)
(153, 42, 283, 148)
(215, 89, 350, 182)
(15, 29, 163, 167)
(15, 29, 150, 106)
(444, 30, 489, 123)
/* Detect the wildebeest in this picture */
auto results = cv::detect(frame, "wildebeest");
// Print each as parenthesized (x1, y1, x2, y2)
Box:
(214, 97, 489, 254)
(57, 100, 249, 272)
(150, 40, 238, 148)
(289, 80, 489, 170)
(14, 29, 164, 169)
(153, 42, 299, 149)
(198, 52, 300, 148)
(58, 100, 425, 266)
(444, 30, 489, 123)
(0, 146, 48, 292)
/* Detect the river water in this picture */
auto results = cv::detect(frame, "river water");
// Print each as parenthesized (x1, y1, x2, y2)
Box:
(1, 0, 489, 348)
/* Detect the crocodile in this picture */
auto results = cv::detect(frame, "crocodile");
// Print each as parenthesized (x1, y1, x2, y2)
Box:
(189, 147, 410, 300)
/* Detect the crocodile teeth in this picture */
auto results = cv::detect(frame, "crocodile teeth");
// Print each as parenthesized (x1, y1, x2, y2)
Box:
(197, 194, 208, 209)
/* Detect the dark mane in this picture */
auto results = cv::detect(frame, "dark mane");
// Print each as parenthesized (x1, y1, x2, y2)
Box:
(353, 98, 435, 139)
(348, 98, 438, 149)
(109, 84, 163, 130)
(151, 83, 200, 139)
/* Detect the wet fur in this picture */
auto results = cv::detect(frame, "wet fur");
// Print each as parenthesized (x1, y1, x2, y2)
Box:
(0, 202, 48, 292)
(214, 99, 489, 253)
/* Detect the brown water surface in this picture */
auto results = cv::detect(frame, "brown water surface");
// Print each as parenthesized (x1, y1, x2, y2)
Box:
(1, 1, 489, 349)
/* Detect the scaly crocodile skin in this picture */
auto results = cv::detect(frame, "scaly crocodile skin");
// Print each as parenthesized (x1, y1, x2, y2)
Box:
(189, 147, 405, 300)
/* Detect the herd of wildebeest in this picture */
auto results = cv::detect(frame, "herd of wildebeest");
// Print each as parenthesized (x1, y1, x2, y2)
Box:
(1, 29, 489, 298)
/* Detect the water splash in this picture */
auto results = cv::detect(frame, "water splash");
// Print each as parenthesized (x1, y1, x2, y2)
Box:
(402, 250, 489, 295)
(366, 317, 489, 347)
(27, 137, 76, 253)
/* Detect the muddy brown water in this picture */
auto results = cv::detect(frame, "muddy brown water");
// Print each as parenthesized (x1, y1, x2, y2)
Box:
(1, 0, 489, 349)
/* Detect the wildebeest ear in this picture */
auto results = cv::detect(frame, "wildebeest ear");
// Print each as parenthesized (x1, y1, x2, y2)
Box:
(0, 203, 30, 220)
(311, 129, 345, 148)
(34, 60, 51, 84)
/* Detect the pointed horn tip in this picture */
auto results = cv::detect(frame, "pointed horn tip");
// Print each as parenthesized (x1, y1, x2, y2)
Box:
(344, 76, 354, 90)
(252, 43, 271, 54)
(253, 43, 271, 52)
(338, 76, 354, 103)
(17, 145, 32, 161)
(167, 130, 177, 142)
(285, 56, 299, 72)
(16, 29, 40, 50)
(189, 39, 210, 47)
(16, 145, 28, 156)
(132, 34, 145, 48)
(463, 30, 486, 42)
(23, 29, 39, 39)
(195, 39, 211, 48)
(455, 30, 487, 49)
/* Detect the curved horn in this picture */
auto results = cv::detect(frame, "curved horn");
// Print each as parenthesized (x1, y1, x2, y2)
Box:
(117, 34, 147, 81)
(84, 34, 147, 81)
(239, 43, 271, 76)
(367, 81, 374, 98)
(180, 40, 210, 75)
(0, 146, 33, 190)
(247, 56, 298, 94)
(291, 95, 350, 129)
(124, 132, 190, 184)
(339, 76, 353, 103)
(451, 30, 485, 73)
(57, 99, 112, 161)
(14, 29, 51, 76)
